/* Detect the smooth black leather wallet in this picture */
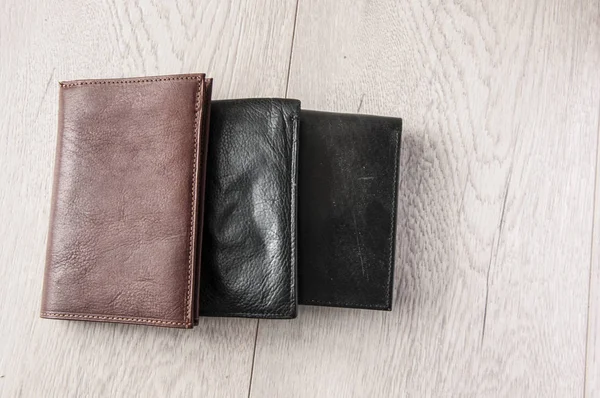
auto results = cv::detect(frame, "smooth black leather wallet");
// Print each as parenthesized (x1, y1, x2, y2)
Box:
(198, 98, 300, 318)
(298, 110, 402, 310)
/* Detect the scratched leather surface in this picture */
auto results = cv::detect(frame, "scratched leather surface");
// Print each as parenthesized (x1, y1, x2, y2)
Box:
(199, 99, 299, 318)
(298, 110, 402, 310)
(41, 75, 211, 328)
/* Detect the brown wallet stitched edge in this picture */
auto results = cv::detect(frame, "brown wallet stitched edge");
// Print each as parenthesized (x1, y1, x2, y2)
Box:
(40, 74, 212, 328)
(194, 78, 213, 325)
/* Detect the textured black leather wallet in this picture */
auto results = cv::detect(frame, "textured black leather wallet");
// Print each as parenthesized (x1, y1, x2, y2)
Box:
(198, 98, 300, 318)
(199, 102, 401, 317)
(297, 110, 402, 310)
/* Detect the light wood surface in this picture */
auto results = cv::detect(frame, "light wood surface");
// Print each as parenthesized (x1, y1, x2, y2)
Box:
(1, 0, 599, 397)
(0, 1, 296, 397)
(587, 114, 600, 398)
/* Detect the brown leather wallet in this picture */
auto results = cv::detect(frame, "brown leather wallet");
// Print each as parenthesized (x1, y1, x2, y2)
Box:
(41, 74, 212, 328)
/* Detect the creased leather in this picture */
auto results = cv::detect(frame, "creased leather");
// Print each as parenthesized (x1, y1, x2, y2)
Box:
(297, 110, 402, 310)
(199, 99, 299, 318)
(41, 74, 212, 328)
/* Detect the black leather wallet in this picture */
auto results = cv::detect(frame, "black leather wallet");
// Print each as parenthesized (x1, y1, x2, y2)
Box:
(297, 110, 402, 310)
(198, 98, 300, 318)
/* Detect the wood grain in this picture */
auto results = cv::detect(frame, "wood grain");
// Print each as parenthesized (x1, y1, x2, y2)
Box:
(0, 1, 297, 397)
(250, 0, 600, 396)
(587, 113, 600, 397)
(2, 0, 599, 396)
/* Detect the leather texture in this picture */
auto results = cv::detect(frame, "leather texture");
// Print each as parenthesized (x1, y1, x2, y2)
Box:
(41, 74, 212, 328)
(199, 98, 299, 318)
(298, 110, 402, 310)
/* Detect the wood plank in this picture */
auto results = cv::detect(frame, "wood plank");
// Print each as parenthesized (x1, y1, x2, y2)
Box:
(0, 1, 296, 396)
(250, 0, 600, 396)
(586, 114, 600, 397)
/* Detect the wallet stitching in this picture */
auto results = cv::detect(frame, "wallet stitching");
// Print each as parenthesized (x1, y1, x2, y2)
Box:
(185, 77, 204, 327)
(283, 103, 296, 314)
(40, 312, 187, 326)
(59, 76, 202, 88)
(301, 300, 389, 309)
(385, 127, 400, 307)
(52, 75, 205, 328)
(281, 102, 296, 316)
(201, 311, 292, 318)
(288, 112, 299, 314)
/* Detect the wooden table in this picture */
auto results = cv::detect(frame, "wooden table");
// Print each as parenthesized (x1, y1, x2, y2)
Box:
(1, 1, 599, 396)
